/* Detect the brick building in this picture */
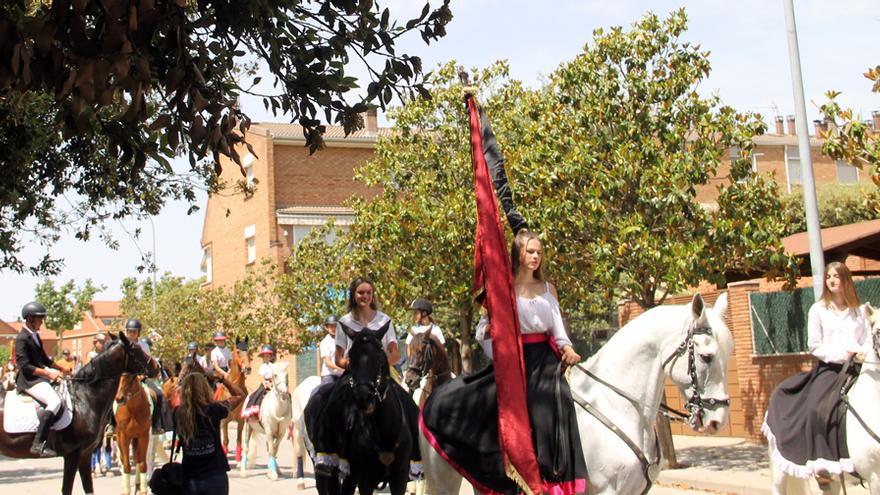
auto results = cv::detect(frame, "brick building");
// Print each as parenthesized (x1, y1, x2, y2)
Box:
(696, 113, 880, 205)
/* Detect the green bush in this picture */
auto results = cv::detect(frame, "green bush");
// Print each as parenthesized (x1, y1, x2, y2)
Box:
(779, 184, 880, 236)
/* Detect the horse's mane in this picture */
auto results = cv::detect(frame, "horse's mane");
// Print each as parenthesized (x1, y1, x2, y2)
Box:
(72, 339, 122, 382)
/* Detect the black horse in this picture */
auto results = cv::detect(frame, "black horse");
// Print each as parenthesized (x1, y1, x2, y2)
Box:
(0, 332, 159, 495)
(309, 324, 415, 495)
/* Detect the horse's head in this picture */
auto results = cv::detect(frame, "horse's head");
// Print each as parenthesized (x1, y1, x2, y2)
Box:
(113, 332, 160, 378)
(342, 322, 391, 415)
(664, 292, 733, 434)
(404, 331, 449, 391)
(234, 337, 252, 376)
(271, 361, 290, 397)
(115, 373, 137, 405)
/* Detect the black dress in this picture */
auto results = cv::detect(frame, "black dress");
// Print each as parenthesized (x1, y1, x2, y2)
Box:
(421, 291, 587, 495)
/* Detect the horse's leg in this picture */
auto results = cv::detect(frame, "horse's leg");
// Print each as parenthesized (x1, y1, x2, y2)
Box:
(78, 449, 96, 495)
(294, 420, 306, 489)
(341, 475, 357, 495)
(247, 421, 258, 469)
(239, 421, 250, 475)
(235, 418, 244, 463)
(136, 435, 150, 495)
(61, 452, 81, 495)
(389, 466, 410, 495)
(119, 435, 132, 495)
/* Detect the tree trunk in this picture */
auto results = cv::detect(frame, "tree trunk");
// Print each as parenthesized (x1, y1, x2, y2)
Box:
(459, 306, 473, 375)
(656, 391, 679, 468)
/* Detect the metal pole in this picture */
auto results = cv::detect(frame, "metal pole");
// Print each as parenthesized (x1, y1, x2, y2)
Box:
(783, 0, 825, 300)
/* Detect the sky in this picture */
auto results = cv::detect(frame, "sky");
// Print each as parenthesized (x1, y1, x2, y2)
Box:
(1, 0, 877, 321)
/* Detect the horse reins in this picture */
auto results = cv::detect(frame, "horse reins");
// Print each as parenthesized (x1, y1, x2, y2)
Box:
(571, 320, 730, 495)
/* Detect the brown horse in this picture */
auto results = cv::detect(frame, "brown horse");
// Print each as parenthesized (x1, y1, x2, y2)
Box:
(115, 374, 153, 495)
(0, 334, 158, 495)
(404, 332, 453, 406)
(216, 346, 250, 462)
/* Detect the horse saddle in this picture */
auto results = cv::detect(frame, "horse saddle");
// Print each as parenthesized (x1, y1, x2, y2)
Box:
(3, 381, 74, 434)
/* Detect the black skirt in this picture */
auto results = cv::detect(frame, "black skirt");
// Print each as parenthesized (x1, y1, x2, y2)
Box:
(763, 361, 857, 478)
(421, 341, 587, 495)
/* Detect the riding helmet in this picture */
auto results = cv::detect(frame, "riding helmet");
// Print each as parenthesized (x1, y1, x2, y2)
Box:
(125, 319, 142, 333)
(259, 344, 275, 355)
(213, 331, 227, 341)
(409, 298, 433, 314)
(187, 341, 198, 351)
(21, 301, 48, 320)
(324, 315, 339, 326)
(94, 332, 107, 342)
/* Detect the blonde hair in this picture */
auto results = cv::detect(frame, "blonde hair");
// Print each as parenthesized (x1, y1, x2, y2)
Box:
(510, 230, 544, 281)
(821, 261, 861, 310)
(176, 373, 215, 444)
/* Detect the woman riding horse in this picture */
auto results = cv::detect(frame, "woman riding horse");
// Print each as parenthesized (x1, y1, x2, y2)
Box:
(422, 231, 588, 495)
(307, 277, 422, 481)
(764, 261, 872, 488)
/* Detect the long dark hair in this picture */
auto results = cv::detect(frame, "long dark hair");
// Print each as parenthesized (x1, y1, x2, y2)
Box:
(347, 277, 379, 313)
(510, 229, 544, 281)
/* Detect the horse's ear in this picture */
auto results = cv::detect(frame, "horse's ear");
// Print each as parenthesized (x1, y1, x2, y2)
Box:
(339, 322, 359, 340)
(713, 292, 729, 319)
(119, 332, 129, 346)
(690, 293, 705, 320)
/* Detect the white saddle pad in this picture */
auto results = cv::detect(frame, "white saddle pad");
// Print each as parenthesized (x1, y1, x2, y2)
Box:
(3, 383, 74, 434)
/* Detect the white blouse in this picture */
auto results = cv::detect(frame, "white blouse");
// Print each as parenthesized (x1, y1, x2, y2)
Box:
(807, 301, 871, 364)
(476, 283, 573, 359)
(335, 311, 397, 356)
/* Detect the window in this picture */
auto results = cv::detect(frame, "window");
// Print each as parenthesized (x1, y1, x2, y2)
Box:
(785, 145, 802, 191)
(200, 245, 213, 283)
(837, 160, 859, 184)
(242, 153, 255, 186)
(101, 318, 115, 326)
(244, 224, 256, 264)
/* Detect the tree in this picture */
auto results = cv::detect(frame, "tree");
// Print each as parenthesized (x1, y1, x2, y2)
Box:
(0, 0, 453, 275)
(121, 261, 292, 361)
(34, 278, 103, 353)
(779, 184, 880, 237)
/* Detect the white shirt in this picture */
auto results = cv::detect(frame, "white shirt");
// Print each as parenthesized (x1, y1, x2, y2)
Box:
(196, 355, 208, 369)
(320, 334, 342, 376)
(211, 346, 233, 368)
(808, 301, 871, 364)
(476, 283, 573, 360)
(137, 340, 151, 356)
(405, 324, 445, 345)
(259, 362, 275, 380)
(335, 312, 397, 357)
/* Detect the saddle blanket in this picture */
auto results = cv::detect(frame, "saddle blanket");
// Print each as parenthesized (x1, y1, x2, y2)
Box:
(3, 385, 74, 434)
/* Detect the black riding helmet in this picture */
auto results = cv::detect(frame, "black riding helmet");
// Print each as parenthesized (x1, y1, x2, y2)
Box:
(409, 298, 433, 315)
(324, 315, 339, 326)
(125, 319, 142, 333)
(21, 302, 47, 320)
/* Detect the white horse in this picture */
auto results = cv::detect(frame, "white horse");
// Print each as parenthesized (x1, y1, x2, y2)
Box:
(421, 292, 733, 495)
(769, 303, 880, 495)
(241, 361, 293, 480)
(291, 375, 321, 489)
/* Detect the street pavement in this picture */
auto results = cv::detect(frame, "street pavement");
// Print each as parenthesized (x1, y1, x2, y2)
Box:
(0, 433, 863, 494)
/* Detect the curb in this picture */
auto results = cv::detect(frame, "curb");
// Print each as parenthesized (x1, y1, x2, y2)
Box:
(657, 470, 770, 495)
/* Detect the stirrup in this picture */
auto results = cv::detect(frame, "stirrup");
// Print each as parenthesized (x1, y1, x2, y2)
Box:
(30, 442, 57, 458)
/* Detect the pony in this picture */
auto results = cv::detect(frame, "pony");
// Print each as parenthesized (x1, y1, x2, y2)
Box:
(769, 303, 880, 495)
(241, 360, 292, 480)
(404, 332, 458, 495)
(0, 333, 159, 495)
(309, 323, 414, 495)
(217, 342, 251, 462)
(421, 292, 733, 495)
(114, 373, 155, 495)
(291, 374, 321, 489)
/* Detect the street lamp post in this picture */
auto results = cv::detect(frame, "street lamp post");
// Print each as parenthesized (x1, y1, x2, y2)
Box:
(783, 0, 825, 300)
(148, 216, 158, 314)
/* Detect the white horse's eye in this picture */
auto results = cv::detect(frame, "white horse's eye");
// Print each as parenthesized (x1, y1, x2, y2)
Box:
(699, 353, 714, 364)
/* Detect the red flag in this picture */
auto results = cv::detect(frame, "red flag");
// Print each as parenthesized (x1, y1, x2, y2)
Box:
(467, 95, 542, 495)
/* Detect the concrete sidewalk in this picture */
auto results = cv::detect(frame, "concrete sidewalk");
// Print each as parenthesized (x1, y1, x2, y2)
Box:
(658, 435, 867, 495)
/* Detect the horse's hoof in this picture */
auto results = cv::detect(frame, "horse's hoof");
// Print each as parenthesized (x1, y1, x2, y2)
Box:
(297, 482, 306, 490)
(267, 471, 278, 481)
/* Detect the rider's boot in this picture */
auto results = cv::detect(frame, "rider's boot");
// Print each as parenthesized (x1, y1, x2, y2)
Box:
(30, 409, 58, 458)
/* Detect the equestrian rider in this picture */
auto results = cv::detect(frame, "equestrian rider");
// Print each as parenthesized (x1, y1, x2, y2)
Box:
(87, 333, 107, 363)
(210, 331, 232, 373)
(406, 298, 446, 346)
(14, 301, 69, 457)
(124, 318, 167, 434)
(241, 344, 276, 419)
(319, 315, 344, 385)
(56, 349, 76, 374)
(186, 341, 209, 369)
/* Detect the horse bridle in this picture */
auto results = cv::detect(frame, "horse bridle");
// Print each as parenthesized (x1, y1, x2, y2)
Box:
(70, 340, 154, 383)
(347, 336, 391, 405)
(660, 321, 731, 428)
(406, 334, 451, 384)
(571, 319, 730, 495)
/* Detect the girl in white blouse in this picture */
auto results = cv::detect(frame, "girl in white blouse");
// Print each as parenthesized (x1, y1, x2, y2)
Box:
(764, 261, 869, 486)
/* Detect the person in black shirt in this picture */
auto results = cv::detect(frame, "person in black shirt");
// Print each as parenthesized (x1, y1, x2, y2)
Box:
(175, 365, 245, 494)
